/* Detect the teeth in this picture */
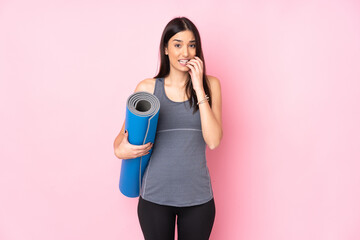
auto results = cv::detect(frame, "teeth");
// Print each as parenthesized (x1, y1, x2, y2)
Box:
(179, 60, 189, 64)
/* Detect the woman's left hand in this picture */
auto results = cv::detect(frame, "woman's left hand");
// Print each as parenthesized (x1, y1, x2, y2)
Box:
(186, 56, 204, 92)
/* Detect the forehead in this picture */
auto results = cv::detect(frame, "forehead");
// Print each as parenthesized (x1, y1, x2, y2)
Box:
(170, 30, 195, 42)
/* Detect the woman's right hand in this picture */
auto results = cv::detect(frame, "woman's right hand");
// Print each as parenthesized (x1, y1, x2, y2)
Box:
(114, 130, 153, 160)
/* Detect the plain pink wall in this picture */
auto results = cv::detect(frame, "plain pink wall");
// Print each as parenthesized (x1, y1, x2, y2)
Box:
(1, 0, 360, 239)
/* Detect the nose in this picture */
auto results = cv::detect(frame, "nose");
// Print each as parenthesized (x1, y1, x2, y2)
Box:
(182, 47, 189, 57)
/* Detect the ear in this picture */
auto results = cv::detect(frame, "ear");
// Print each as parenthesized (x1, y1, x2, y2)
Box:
(164, 46, 168, 55)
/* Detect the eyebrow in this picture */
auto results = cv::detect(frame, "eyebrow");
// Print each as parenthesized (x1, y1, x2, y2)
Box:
(173, 39, 196, 43)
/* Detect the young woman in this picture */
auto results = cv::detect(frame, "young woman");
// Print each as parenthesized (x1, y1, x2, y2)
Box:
(113, 17, 222, 240)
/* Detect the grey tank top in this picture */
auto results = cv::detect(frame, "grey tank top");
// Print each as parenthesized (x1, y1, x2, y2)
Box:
(140, 78, 213, 207)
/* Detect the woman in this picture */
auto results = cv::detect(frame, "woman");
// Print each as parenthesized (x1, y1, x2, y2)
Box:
(113, 17, 222, 240)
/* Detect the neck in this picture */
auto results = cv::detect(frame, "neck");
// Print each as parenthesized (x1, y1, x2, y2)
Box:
(165, 71, 189, 89)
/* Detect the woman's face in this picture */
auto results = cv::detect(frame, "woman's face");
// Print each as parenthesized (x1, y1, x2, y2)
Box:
(165, 30, 196, 73)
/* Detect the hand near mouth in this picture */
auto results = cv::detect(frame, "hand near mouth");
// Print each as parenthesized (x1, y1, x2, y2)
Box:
(186, 56, 204, 92)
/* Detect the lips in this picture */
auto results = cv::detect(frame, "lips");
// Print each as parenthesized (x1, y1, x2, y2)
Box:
(178, 59, 189, 64)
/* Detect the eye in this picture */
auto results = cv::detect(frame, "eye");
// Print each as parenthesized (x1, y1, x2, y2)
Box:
(175, 44, 181, 48)
(190, 44, 196, 48)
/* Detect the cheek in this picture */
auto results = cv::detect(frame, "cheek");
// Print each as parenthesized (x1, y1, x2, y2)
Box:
(168, 49, 177, 58)
(169, 54, 178, 64)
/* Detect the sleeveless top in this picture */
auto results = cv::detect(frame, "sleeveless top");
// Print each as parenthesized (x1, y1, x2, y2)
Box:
(140, 78, 213, 207)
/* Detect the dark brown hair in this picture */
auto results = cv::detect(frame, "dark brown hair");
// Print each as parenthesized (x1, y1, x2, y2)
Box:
(154, 17, 212, 113)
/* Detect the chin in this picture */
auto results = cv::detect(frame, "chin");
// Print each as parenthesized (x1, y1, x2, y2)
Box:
(171, 64, 189, 73)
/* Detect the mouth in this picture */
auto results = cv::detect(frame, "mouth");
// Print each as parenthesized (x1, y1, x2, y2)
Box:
(178, 59, 190, 66)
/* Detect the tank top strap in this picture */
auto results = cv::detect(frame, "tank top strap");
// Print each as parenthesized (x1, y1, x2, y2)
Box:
(153, 78, 164, 99)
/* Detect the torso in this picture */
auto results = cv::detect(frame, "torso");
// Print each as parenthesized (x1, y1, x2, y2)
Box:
(139, 78, 213, 207)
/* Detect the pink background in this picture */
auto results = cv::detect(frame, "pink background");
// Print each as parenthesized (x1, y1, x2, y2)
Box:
(1, 0, 360, 239)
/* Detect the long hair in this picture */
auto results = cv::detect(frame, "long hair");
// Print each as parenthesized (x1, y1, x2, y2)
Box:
(154, 17, 212, 113)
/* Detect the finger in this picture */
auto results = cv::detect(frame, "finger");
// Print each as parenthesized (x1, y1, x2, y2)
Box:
(192, 58, 203, 73)
(186, 62, 195, 73)
(145, 143, 153, 150)
(131, 142, 152, 150)
(188, 60, 200, 72)
(195, 56, 203, 68)
(190, 58, 201, 70)
(188, 62, 200, 75)
(141, 143, 153, 152)
(190, 57, 201, 67)
(142, 151, 150, 156)
(123, 130, 129, 142)
(135, 150, 150, 158)
(141, 144, 152, 153)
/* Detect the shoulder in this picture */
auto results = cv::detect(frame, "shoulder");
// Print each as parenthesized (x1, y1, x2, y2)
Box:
(206, 75, 221, 92)
(134, 78, 157, 94)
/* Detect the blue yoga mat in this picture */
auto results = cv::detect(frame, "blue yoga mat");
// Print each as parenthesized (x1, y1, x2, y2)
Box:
(119, 91, 160, 198)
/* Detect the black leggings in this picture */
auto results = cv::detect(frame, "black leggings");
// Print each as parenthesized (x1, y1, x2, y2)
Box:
(137, 196, 215, 240)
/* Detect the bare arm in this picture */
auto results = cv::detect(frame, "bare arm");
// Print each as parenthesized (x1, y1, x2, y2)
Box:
(196, 75, 223, 150)
(186, 57, 223, 150)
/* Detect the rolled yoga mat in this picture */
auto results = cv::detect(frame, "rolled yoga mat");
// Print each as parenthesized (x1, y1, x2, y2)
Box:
(119, 91, 160, 198)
